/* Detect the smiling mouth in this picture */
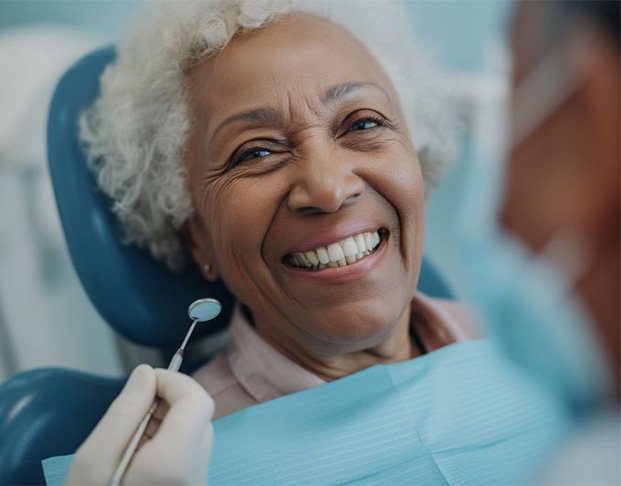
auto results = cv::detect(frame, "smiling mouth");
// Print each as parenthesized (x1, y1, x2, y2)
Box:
(283, 228, 388, 271)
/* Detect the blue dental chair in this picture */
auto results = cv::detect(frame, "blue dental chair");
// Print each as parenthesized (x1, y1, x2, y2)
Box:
(0, 47, 453, 485)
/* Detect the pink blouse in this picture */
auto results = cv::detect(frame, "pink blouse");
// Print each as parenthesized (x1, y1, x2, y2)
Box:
(192, 292, 477, 420)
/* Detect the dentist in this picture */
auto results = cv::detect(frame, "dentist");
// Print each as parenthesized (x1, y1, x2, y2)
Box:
(460, 0, 619, 483)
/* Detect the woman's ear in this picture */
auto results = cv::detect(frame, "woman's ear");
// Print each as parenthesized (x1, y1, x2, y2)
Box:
(187, 216, 219, 282)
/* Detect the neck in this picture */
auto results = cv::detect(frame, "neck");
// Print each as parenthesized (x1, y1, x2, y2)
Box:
(254, 306, 416, 382)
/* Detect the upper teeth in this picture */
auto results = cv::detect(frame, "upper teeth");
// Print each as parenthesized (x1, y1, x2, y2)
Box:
(286, 231, 382, 270)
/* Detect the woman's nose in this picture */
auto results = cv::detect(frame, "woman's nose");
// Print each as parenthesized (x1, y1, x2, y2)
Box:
(287, 148, 365, 214)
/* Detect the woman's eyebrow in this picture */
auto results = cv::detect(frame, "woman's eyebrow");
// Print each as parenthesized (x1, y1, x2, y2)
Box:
(322, 82, 391, 105)
(212, 107, 281, 141)
(211, 82, 390, 141)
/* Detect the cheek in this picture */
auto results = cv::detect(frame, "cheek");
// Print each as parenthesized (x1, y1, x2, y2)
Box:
(402, 165, 425, 264)
(206, 182, 270, 257)
(372, 143, 425, 229)
(196, 174, 284, 294)
(379, 146, 426, 267)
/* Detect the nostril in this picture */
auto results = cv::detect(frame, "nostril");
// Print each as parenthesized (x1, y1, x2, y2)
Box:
(294, 193, 361, 216)
(347, 191, 362, 202)
(297, 206, 323, 216)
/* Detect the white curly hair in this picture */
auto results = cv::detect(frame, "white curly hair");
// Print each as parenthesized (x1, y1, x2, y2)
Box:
(80, 0, 458, 270)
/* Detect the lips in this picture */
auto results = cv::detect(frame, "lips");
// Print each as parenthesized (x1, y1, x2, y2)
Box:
(283, 228, 387, 270)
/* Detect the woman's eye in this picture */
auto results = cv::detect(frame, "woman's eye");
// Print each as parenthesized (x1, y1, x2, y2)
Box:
(348, 118, 381, 132)
(235, 147, 272, 164)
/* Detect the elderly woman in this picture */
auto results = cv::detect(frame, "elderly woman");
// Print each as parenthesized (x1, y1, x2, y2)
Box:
(80, 0, 470, 414)
(60, 1, 566, 484)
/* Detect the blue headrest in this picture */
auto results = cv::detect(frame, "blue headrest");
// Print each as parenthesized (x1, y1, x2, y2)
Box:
(47, 46, 452, 348)
(47, 46, 234, 347)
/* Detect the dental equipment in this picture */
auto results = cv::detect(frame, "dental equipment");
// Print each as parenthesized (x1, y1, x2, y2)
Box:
(110, 298, 222, 486)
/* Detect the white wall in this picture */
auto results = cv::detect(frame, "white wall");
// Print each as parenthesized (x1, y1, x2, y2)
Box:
(0, 26, 124, 380)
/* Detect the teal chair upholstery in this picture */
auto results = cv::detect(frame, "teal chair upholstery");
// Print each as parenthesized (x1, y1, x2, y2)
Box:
(0, 47, 454, 484)
(46, 46, 234, 346)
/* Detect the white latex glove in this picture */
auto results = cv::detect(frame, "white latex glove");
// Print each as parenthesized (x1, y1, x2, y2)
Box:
(66, 364, 214, 485)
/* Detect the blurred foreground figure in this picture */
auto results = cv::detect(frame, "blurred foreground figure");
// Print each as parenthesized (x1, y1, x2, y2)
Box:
(504, 1, 619, 483)
(458, 0, 618, 482)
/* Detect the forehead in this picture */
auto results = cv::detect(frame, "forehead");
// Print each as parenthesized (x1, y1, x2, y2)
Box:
(186, 14, 394, 116)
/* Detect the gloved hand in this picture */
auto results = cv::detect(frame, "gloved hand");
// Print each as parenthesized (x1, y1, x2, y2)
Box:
(66, 364, 214, 485)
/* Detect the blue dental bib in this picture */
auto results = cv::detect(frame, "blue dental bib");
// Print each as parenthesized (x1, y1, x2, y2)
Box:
(43, 339, 571, 485)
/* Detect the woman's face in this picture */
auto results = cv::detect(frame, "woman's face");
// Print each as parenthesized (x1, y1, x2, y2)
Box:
(185, 15, 425, 355)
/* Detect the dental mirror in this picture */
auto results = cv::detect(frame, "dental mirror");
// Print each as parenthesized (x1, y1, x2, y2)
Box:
(188, 298, 222, 322)
(111, 296, 223, 486)
(178, 298, 222, 355)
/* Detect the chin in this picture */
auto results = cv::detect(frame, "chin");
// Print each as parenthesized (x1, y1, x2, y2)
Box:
(305, 301, 406, 347)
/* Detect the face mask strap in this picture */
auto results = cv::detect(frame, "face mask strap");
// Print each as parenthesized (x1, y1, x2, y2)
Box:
(537, 232, 593, 291)
(510, 28, 596, 149)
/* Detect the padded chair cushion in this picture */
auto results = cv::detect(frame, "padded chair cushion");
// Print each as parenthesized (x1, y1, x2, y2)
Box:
(47, 46, 234, 348)
(0, 369, 123, 485)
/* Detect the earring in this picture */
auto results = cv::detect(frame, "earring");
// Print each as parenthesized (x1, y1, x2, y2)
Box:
(203, 263, 212, 274)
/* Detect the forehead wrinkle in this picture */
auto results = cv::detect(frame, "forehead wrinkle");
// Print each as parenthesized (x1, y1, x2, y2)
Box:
(287, 82, 324, 124)
(281, 81, 387, 130)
